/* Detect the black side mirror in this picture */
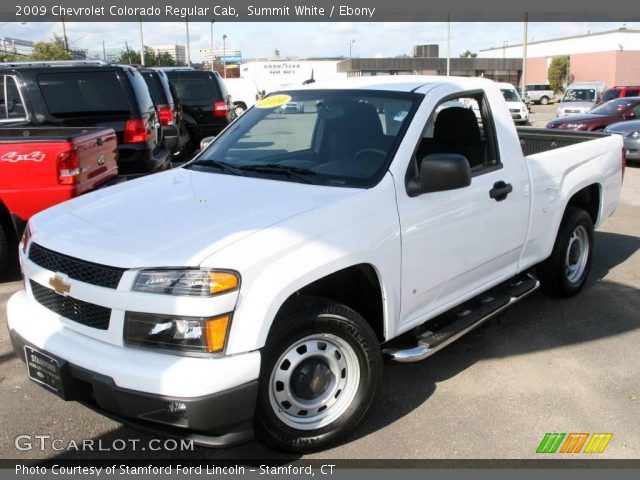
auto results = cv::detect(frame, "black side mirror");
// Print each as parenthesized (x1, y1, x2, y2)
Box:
(623, 112, 636, 120)
(407, 153, 471, 197)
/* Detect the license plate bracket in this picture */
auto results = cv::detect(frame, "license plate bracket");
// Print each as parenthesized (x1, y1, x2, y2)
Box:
(24, 346, 68, 399)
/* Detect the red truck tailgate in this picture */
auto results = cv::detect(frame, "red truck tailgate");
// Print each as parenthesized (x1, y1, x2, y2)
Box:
(0, 127, 118, 221)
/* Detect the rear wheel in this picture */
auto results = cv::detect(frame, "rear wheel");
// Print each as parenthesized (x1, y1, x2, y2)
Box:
(538, 207, 594, 297)
(255, 296, 382, 453)
(540, 95, 550, 105)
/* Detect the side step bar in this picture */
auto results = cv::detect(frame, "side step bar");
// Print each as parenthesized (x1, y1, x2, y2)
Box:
(383, 274, 539, 363)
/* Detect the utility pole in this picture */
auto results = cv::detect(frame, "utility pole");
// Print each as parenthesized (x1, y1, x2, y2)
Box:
(349, 39, 355, 59)
(124, 40, 131, 64)
(138, 19, 145, 66)
(102, 40, 106, 62)
(210, 20, 215, 72)
(185, 18, 191, 66)
(61, 18, 69, 53)
(446, 13, 451, 76)
(522, 12, 528, 98)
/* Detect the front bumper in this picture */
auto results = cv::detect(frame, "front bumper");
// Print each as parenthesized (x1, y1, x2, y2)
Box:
(7, 289, 261, 446)
(623, 137, 640, 160)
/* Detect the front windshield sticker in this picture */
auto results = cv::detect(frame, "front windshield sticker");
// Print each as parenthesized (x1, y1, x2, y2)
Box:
(255, 94, 292, 109)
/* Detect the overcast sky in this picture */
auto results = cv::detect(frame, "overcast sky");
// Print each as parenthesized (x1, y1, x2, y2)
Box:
(0, 21, 629, 61)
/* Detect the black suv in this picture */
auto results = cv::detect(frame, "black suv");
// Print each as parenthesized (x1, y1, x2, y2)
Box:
(163, 68, 233, 145)
(137, 67, 192, 159)
(0, 61, 170, 173)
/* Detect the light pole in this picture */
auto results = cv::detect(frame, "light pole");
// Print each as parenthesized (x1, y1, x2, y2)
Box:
(222, 34, 227, 78)
(446, 13, 451, 76)
(138, 19, 145, 66)
(349, 39, 355, 58)
(185, 18, 191, 67)
(62, 17, 69, 53)
(210, 20, 215, 72)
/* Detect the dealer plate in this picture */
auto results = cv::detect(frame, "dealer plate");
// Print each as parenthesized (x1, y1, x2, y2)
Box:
(24, 346, 65, 396)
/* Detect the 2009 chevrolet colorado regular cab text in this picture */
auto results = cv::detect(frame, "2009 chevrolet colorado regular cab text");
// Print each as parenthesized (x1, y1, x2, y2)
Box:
(7, 77, 624, 453)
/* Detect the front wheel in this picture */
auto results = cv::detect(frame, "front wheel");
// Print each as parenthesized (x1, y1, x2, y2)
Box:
(255, 297, 382, 453)
(540, 95, 550, 105)
(538, 207, 594, 297)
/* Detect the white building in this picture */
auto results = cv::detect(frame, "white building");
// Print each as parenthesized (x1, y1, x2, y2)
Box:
(150, 44, 187, 65)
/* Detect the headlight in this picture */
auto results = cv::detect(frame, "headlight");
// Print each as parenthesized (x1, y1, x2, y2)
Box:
(132, 269, 240, 296)
(631, 131, 640, 138)
(125, 312, 231, 354)
(565, 123, 586, 130)
(20, 222, 32, 254)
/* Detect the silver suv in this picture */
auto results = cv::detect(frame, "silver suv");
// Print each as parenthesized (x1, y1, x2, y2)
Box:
(525, 84, 556, 105)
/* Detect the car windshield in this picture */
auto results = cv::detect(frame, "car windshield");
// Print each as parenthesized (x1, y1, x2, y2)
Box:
(563, 88, 596, 103)
(590, 98, 636, 115)
(186, 89, 420, 188)
(602, 89, 621, 102)
(501, 88, 521, 102)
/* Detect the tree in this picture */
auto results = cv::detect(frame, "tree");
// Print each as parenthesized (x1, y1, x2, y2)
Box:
(548, 56, 571, 93)
(28, 35, 72, 61)
(116, 46, 177, 66)
(459, 50, 478, 58)
(1, 35, 71, 62)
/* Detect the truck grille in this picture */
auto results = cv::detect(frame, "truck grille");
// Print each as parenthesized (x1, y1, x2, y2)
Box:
(30, 280, 111, 330)
(28, 243, 125, 289)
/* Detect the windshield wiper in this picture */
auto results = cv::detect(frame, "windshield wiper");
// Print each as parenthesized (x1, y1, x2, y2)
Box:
(189, 159, 243, 176)
(237, 164, 317, 184)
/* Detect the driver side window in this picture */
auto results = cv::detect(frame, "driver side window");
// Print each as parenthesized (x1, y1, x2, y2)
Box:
(416, 92, 500, 174)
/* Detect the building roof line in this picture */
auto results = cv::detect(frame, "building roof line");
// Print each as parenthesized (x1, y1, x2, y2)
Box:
(479, 28, 640, 52)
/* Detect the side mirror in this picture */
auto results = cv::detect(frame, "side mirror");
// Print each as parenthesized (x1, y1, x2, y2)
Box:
(623, 112, 636, 120)
(407, 153, 471, 197)
(200, 136, 215, 150)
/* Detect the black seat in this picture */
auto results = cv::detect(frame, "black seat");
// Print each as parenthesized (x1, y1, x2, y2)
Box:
(425, 107, 484, 168)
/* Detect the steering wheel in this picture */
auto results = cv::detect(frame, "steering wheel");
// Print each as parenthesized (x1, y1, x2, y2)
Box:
(354, 148, 387, 160)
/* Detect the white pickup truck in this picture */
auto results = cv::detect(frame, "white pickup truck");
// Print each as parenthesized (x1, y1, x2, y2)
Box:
(8, 77, 624, 453)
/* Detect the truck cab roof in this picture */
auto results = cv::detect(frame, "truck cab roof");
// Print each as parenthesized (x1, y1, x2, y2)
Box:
(293, 75, 497, 93)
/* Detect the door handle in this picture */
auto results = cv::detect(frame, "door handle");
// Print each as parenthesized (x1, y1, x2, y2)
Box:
(489, 181, 513, 201)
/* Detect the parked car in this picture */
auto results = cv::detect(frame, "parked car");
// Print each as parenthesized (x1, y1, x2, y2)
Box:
(0, 127, 118, 272)
(498, 82, 529, 124)
(599, 85, 640, 105)
(224, 77, 262, 116)
(547, 97, 640, 131)
(163, 68, 233, 145)
(605, 119, 640, 163)
(138, 67, 191, 159)
(526, 83, 556, 105)
(278, 101, 305, 114)
(0, 61, 170, 174)
(557, 82, 606, 117)
(8, 77, 623, 453)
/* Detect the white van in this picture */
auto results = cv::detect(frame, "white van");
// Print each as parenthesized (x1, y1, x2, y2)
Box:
(557, 82, 606, 117)
(497, 82, 529, 124)
(224, 78, 262, 116)
(525, 84, 556, 105)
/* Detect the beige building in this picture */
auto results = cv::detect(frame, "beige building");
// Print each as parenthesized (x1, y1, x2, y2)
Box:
(150, 44, 187, 65)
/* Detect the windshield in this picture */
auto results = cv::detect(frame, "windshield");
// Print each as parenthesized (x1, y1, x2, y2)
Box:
(602, 88, 621, 102)
(186, 89, 420, 188)
(501, 88, 521, 103)
(563, 88, 596, 103)
(590, 98, 637, 115)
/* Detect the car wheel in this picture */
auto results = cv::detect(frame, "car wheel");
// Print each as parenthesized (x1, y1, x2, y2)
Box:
(537, 207, 594, 297)
(540, 96, 549, 105)
(234, 105, 246, 117)
(255, 296, 382, 453)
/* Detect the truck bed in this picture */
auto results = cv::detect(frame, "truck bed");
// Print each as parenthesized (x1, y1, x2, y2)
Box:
(517, 127, 609, 156)
(0, 127, 105, 143)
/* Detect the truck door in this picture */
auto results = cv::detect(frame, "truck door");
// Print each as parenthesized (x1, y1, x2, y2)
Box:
(394, 90, 530, 328)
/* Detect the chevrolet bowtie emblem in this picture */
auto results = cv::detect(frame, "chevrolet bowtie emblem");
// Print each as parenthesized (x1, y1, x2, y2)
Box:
(49, 275, 71, 296)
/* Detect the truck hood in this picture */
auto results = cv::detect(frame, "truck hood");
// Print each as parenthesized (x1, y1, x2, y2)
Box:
(30, 168, 359, 268)
(548, 112, 614, 127)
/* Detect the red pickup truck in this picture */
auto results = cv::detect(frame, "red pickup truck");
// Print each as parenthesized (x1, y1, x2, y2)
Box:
(0, 127, 118, 273)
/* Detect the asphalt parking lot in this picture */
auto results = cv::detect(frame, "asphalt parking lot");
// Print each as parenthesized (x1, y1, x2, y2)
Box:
(1, 161, 638, 462)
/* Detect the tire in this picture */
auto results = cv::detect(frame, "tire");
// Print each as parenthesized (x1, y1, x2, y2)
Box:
(234, 105, 246, 117)
(538, 207, 594, 297)
(540, 96, 549, 105)
(255, 296, 382, 453)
